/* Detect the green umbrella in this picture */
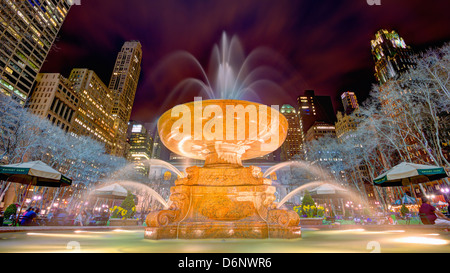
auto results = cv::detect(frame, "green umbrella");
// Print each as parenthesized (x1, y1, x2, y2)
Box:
(373, 162, 447, 187)
(373, 162, 448, 202)
(0, 161, 72, 224)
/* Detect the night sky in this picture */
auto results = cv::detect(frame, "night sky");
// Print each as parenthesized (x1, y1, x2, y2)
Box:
(41, 0, 450, 125)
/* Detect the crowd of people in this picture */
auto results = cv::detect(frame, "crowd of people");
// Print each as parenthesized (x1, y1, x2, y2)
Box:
(1, 207, 113, 226)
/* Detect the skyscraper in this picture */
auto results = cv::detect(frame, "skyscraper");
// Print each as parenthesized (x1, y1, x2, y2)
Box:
(297, 90, 336, 146)
(335, 91, 361, 141)
(341, 91, 359, 115)
(371, 29, 415, 84)
(127, 121, 153, 176)
(108, 41, 142, 157)
(28, 73, 78, 133)
(69, 68, 115, 152)
(0, 0, 71, 104)
(280, 104, 302, 161)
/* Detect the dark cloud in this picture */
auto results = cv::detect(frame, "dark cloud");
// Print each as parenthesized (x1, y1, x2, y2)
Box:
(41, 0, 450, 122)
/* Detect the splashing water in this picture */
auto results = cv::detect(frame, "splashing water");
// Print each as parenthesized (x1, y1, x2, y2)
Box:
(143, 159, 185, 178)
(157, 32, 294, 106)
(95, 180, 171, 209)
(114, 180, 172, 209)
(263, 161, 327, 179)
(108, 158, 185, 179)
(276, 181, 326, 209)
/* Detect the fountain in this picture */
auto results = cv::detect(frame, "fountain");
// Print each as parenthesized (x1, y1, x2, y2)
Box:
(144, 33, 301, 239)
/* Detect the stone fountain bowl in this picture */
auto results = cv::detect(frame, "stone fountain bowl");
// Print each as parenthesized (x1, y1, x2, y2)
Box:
(158, 99, 288, 166)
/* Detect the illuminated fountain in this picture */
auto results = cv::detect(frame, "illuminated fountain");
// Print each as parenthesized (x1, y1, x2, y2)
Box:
(145, 33, 301, 239)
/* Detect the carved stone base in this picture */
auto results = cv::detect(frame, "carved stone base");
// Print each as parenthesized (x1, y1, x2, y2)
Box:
(144, 222, 301, 239)
(145, 165, 301, 240)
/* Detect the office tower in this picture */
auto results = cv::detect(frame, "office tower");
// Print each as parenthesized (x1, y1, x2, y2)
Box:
(0, 0, 71, 104)
(127, 121, 153, 176)
(304, 121, 336, 143)
(371, 29, 415, 84)
(108, 41, 142, 157)
(280, 104, 302, 161)
(335, 91, 361, 141)
(297, 90, 336, 144)
(341, 91, 359, 114)
(68, 68, 115, 152)
(27, 73, 78, 132)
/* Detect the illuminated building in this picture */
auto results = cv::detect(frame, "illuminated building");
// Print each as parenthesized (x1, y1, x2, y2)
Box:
(108, 41, 142, 157)
(304, 121, 345, 182)
(335, 91, 361, 141)
(335, 109, 362, 141)
(371, 29, 415, 84)
(280, 104, 302, 160)
(297, 90, 336, 146)
(0, 0, 71, 104)
(341, 91, 359, 115)
(27, 73, 78, 132)
(127, 121, 153, 175)
(68, 68, 115, 152)
(304, 121, 336, 142)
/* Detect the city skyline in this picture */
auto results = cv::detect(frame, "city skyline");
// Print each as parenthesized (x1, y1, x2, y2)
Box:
(40, 0, 450, 124)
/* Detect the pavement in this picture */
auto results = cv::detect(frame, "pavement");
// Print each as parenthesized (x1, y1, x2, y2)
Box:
(0, 225, 145, 233)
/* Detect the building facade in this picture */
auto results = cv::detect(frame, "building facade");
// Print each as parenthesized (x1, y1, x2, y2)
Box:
(280, 104, 302, 161)
(341, 91, 359, 115)
(127, 121, 153, 176)
(371, 29, 415, 84)
(304, 121, 336, 143)
(335, 110, 362, 142)
(68, 68, 115, 152)
(297, 90, 336, 146)
(0, 0, 71, 104)
(27, 73, 78, 132)
(335, 91, 361, 142)
(108, 41, 142, 157)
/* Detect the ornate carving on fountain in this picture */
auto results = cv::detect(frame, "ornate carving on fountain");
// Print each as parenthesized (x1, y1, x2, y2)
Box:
(267, 209, 300, 227)
(199, 196, 255, 221)
(145, 209, 180, 227)
(175, 165, 271, 186)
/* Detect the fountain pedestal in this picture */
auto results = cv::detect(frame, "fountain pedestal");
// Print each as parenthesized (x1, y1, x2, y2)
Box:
(145, 165, 301, 239)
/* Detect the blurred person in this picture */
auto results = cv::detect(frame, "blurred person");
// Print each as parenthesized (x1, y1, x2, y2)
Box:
(74, 210, 86, 226)
(20, 207, 36, 226)
(419, 197, 450, 226)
